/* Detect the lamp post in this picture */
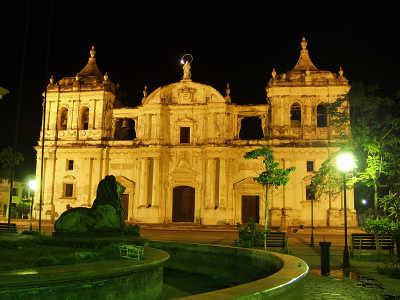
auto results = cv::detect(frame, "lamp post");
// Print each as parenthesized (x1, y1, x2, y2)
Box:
(28, 180, 37, 231)
(337, 152, 356, 269)
(310, 194, 314, 247)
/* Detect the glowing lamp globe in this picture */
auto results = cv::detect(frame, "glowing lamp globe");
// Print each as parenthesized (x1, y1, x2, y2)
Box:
(337, 152, 356, 172)
(180, 59, 185, 65)
(28, 180, 37, 191)
(362, 199, 367, 205)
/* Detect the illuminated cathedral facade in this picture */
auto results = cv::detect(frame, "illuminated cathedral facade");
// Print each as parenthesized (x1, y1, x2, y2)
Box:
(34, 38, 357, 229)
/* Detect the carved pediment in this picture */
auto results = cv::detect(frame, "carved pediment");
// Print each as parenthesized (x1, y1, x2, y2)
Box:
(176, 115, 196, 124)
(170, 151, 198, 179)
(63, 175, 76, 182)
(233, 177, 264, 192)
(177, 86, 196, 104)
(234, 177, 257, 186)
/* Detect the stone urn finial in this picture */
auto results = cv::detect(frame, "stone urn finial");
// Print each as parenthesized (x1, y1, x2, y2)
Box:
(271, 68, 277, 79)
(226, 83, 230, 97)
(339, 66, 344, 77)
(104, 72, 109, 81)
(143, 85, 148, 98)
(90, 45, 96, 58)
(75, 73, 79, 81)
(301, 36, 307, 50)
(49, 75, 54, 84)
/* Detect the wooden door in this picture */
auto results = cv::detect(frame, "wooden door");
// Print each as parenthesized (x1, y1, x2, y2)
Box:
(172, 186, 195, 222)
(241, 195, 259, 223)
(121, 194, 129, 220)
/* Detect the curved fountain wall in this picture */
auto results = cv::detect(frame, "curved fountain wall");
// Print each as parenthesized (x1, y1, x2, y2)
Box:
(150, 241, 309, 300)
(0, 247, 169, 300)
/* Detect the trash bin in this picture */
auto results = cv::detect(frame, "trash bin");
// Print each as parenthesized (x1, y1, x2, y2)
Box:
(319, 242, 331, 275)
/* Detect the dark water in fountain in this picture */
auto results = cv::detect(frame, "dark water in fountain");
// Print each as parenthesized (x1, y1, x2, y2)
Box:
(160, 268, 234, 299)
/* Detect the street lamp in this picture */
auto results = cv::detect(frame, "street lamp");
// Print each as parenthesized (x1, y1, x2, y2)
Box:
(28, 180, 37, 231)
(337, 152, 356, 269)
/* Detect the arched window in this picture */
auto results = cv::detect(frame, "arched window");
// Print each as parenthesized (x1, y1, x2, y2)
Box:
(290, 103, 301, 128)
(317, 104, 327, 128)
(59, 107, 68, 131)
(80, 106, 89, 130)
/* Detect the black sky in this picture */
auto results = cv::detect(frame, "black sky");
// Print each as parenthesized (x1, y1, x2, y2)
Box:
(1, 2, 399, 179)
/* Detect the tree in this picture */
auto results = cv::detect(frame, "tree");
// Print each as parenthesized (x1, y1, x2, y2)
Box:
(0, 146, 24, 220)
(312, 83, 400, 213)
(310, 151, 346, 201)
(0, 147, 24, 180)
(244, 147, 295, 250)
(0, 86, 9, 100)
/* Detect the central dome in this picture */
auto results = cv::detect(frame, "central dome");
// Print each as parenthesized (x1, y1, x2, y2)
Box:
(143, 80, 227, 105)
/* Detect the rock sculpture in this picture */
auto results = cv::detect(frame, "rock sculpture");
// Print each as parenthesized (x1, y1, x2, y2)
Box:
(54, 175, 126, 233)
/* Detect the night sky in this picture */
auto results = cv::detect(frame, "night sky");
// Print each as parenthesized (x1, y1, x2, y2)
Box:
(0, 2, 399, 179)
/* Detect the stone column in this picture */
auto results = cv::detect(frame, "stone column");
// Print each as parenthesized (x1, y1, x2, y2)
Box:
(139, 158, 149, 206)
(151, 158, 160, 206)
(206, 158, 216, 208)
(219, 158, 227, 208)
(147, 114, 152, 139)
(71, 100, 78, 130)
(46, 101, 52, 130)
(88, 158, 94, 206)
(261, 115, 267, 138)
(95, 100, 104, 130)
(111, 118, 117, 139)
(237, 117, 243, 139)
(89, 104, 96, 129)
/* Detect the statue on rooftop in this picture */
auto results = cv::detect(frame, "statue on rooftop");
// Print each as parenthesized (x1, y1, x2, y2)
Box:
(183, 61, 191, 80)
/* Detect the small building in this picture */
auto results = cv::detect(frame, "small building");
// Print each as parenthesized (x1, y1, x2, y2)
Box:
(0, 179, 30, 218)
(35, 38, 357, 228)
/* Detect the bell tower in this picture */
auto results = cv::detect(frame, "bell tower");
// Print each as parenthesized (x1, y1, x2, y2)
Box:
(42, 46, 117, 144)
(266, 37, 350, 143)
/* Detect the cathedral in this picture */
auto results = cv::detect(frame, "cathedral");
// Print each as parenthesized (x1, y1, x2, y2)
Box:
(34, 37, 357, 229)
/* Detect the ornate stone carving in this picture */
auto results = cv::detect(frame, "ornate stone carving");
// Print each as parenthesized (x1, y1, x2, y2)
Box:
(177, 86, 195, 103)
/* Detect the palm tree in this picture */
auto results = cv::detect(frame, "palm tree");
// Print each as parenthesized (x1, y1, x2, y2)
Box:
(0, 147, 24, 221)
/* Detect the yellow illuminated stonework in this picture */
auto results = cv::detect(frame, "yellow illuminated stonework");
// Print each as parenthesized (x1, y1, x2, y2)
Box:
(35, 38, 357, 228)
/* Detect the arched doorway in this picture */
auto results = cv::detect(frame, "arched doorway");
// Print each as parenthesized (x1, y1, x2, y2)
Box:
(172, 186, 195, 222)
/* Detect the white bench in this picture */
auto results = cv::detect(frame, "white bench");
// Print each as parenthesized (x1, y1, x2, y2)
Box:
(119, 244, 144, 261)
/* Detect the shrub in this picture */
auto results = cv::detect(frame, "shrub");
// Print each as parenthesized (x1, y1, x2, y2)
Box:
(236, 218, 267, 248)
(123, 224, 140, 237)
(21, 230, 41, 236)
(57, 255, 78, 265)
(377, 258, 400, 278)
(362, 217, 396, 235)
(34, 256, 58, 267)
(98, 244, 121, 259)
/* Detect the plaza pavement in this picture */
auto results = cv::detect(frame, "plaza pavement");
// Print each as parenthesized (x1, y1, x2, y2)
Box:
(4, 219, 397, 299)
(140, 225, 393, 299)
